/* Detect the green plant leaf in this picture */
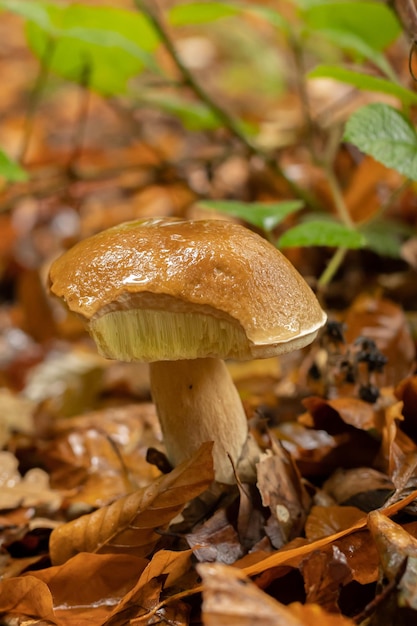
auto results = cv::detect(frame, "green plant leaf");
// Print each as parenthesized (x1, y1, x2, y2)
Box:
(0, 151, 28, 183)
(361, 219, 412, 258)
(314, 29, 395, 79)
(240, 4, 289, 32)
(302, 1, 401, 51)
(344, 103, 417, 180)
(25, 4, 160, 95)
(168, 2, 239, 25)
(279, 220, 365, 248)
(199, 200, 304, 232)
(138, 94, 222, 130)
(308, 65, 417, 106)
(0, 0, 54, 32)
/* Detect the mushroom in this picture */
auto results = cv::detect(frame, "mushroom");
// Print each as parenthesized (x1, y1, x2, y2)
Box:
(49, 217, 327, 483)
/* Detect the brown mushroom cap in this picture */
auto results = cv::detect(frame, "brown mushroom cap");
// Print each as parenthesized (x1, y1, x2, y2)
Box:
(49, 217, 327, 361)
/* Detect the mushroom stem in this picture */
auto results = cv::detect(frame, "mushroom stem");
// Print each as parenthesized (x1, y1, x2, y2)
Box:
(149, 358, 250, 484)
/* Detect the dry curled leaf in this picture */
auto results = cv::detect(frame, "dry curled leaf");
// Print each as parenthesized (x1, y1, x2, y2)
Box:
(0, 575, 56, 624)
(105, 549, 193, 625)
(49, 442, 214, 565)
(198, 561, 356, 625)
(305, 505, 365, 541)
(368, 511, 417, 582)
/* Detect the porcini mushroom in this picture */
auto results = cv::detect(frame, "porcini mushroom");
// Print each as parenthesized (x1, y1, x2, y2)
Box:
(49, 217, 326, 483)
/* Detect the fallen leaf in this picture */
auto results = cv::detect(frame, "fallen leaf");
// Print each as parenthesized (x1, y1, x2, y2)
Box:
(300, 545, 352, 612)
(0, 451, 61, 511)
(0, 575, 56, 623)
(186, 506, 244, 564)
(368, 510, 417, 582)
(344, 295, 415, 386)
(105, 549, 193, 624)
(49, 442, 214, 564)
(198, 561, 356, 625)
(256, 438, 310, 546)
(322, 467, 393, 508)
(305, 505, 365, 541)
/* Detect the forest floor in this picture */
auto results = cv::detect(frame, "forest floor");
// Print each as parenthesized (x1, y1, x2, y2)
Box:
(1, 2, 417, 625)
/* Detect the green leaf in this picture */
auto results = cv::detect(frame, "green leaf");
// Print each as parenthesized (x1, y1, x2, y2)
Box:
(199, 200, 304, 232)
(168, 2, 239, 26)
(314, 29, 395, 79)
(240, 4, 289, 32)
(344, 103, 417, 180)
(279, 220, 365, 248)
(0, 0, 54, 32)
(302, 1, 401, 52)
(308, 66, 417, 106)
(361, 219, 412, 258)
(25, 4, 160, 95)
(139, 94, 222, 131)
(0, 151, 28, 183)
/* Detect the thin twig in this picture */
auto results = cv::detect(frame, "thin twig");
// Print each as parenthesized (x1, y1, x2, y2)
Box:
(392, 0, 417, 38)
(134, 0, 321, 210)
(66, 61, 93, 176)
(19, 37, 56, 165)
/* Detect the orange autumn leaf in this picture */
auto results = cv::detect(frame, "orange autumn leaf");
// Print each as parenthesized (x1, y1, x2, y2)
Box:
(49, 442, 214, 565)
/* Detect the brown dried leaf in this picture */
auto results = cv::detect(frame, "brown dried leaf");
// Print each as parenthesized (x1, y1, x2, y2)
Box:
(333, 530, 379, 585)
(256, 439, 310, 547)
(44, 403, 161, 508)
(395, 376, 417, 443)
(300, 397, 381, 472)
(344, 295, 415, 386)
(186, 507, 244, 564)
(302, 396, 382, 433)
(300, 545, 352, 612)
(305, 505, 365, 541)
(23, 348, 105, 418)
(0, 451, 61, 511)
(198, 562, 356, 625)
(368, 511, 417, 582)
(241, 490, 417, 579)
(344, 156, 399, 225)
(322, 467, 393, 507)
(23, 552, 148, 626)
(0, 575, 56, 624)
(0, 389, 35, 448)
(105, 549, 193, 625)
(49, 442, 214, 564)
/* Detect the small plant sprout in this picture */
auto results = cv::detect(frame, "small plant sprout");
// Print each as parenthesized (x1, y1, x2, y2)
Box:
(49, 217, 327, 484)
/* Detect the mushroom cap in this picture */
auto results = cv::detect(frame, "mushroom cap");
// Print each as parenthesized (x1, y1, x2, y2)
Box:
(49, 217, 327, 361)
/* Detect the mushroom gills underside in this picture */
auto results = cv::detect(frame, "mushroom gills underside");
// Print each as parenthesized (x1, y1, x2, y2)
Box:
(88, 307, 252, 362)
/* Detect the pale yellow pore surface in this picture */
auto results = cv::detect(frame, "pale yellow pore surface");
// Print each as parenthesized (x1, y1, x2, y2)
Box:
(90, 308, 251, 362)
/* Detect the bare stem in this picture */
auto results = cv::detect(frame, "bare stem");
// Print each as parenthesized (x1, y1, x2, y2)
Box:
(66, 63, 92, 176)
(19, 38, 56, 165)
(134, 0, 321, 209)
(391, 0, 417, 38)
(317, 246, 348, 289)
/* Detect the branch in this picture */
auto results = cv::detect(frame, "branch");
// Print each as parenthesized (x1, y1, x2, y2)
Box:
(391, 0, 417, 38)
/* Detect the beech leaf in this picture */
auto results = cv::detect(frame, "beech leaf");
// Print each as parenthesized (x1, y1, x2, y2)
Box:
(198, 561, 356, 625)
(0, 576, 56, 623)
(49, 442, 214, 565)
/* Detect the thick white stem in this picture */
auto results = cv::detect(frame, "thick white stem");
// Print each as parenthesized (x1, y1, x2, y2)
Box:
(149, 358, 249, 484)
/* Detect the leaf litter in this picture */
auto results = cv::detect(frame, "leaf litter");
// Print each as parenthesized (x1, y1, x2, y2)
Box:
(0, 4, 417, 626)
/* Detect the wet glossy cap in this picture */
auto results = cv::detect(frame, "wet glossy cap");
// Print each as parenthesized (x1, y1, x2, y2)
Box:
(49, 217, 327, 361)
